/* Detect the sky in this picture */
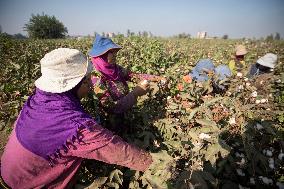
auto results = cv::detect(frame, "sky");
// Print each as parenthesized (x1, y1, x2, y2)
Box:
(0, 0, 283, 39)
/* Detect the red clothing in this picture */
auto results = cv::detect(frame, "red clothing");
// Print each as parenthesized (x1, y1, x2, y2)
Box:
(1, 125, 152, 189)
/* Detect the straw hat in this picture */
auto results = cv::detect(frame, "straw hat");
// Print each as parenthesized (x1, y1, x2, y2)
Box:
(35, 48, 93, 93)
(235, 45, 247, 56)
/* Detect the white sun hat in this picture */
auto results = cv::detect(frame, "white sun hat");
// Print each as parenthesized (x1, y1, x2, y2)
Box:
(35, 48, 93, 93)
(256, 53, 278, 69)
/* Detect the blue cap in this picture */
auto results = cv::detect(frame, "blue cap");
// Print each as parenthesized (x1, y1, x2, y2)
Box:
(89, 34, 122, 57)
(214, 64, 232, 80)
(190, 59, 215, 81)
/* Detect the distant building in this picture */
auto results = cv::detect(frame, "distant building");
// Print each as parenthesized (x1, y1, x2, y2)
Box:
(106, 32, 115, 38)
(197, 31, 207, 39)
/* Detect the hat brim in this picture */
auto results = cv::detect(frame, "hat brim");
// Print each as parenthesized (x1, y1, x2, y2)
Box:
(35, 60, 93, 93)
(89, 46, 122, 57)
(256, 59, 275, 69)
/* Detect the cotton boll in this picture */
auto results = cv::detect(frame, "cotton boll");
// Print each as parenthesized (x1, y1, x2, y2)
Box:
(237, 72, 243, 77)
(266, 150, 273, 157)
(229, 117, 236, 125)
(236, 169, 245, 176)
(278, 153, 284, 160)
(260, 99, 267, 103)
(255, 123, 264, 130)
(250, 178, 255, 185)
(199, 133, 211, 139)
(259, 176, 273, 185)
(251, 91, 258, 97)
(255, 99, 260, 104)
(141, 80, 149, 85)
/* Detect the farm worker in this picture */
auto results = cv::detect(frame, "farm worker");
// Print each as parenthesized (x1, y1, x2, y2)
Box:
(89, 34, 166, 133)
(228, 44, 247, 74)
(189, 59, 215, 82)
(0, 48, 169, 189)
(185, 59, 231, 92)
(188, 59, 232, 82)
(247, 53, 277, 78)
(213, 64, 232, 91)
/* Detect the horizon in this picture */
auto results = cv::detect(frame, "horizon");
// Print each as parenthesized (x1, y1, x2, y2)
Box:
(0, 0, 284, 39)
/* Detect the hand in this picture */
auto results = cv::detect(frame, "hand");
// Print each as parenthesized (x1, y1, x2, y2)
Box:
(133, 80, 150, 97)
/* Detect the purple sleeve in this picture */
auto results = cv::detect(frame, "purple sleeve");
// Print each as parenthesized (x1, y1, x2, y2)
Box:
(69, 127, 152, 172)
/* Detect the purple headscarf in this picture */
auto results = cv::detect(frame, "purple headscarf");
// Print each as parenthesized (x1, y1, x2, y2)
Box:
(15, 87, 98, 166)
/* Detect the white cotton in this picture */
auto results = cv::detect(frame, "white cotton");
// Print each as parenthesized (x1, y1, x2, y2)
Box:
(229, 117, 236, 125)
(269, 162, 275, 169)
(238, 85, 244, 90)
(236, 169, 245, 176)
(251, 91, 258, 97)
(160, 79, 166, 85)
(141, 80, 148, 85)
(235, 152, 245, 158)
(266, 150, 273, 157)
(198, 133, 211, 139)
(237, 72, 243, 77)
(167, 96, 171, 100)
(260, 99, 267, 103)
(278, 153, 284, 160)
(237, 158, 246, 166)
(255, 123, 264, 130)
(255, 99, 260, 104)
(259, 176, 273, 185)
(244, 77, 248, 81)
(250, 178, 255, 185)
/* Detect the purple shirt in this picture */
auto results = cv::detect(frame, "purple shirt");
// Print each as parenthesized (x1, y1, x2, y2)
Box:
(1, 125, 152, 189)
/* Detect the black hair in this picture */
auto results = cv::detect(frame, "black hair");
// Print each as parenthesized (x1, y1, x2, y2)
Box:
(71, 76, 86, 97)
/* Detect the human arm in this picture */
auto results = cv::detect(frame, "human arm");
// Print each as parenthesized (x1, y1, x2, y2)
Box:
(68, 126, 152, 171)
(92, 76, 149, 114)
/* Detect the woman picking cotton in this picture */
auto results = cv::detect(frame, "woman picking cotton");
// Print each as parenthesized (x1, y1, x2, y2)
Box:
(247, 53, 278, 78)
(0, 48, 173, 189)
(184, 59, 232, 94)
(228, 44, 248, 75)
(89, 35, 166, 133)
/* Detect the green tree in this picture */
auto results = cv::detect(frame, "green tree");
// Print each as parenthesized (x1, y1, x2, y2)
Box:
(13, 33, 27, 39)
(222, 34, 228, 39)
(266, 34, 273, 41)
(24, 13, 68, 39)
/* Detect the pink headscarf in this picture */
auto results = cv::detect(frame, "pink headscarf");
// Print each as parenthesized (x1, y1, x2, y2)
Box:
(91, 55, 125, 82)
